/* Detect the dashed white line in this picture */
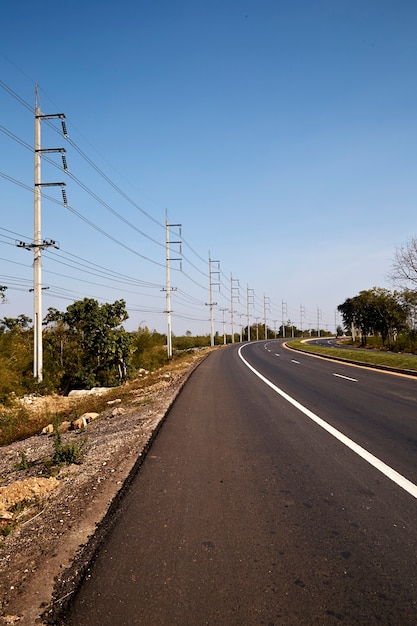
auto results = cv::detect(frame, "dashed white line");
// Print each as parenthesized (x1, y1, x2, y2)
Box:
(333, 373, 358, 382)
(291, 359, 300, 364)
(238, 345, 417, 500)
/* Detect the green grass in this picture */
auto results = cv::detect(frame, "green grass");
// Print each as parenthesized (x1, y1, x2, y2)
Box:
(50, 426, 87, 467)
(287, 339, 417, 373)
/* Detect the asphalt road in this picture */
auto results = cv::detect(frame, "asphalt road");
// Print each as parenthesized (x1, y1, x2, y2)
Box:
(63, 340, 417, 625)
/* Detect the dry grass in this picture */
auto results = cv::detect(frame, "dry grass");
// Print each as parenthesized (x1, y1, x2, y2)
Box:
(0, 349, 210, 447)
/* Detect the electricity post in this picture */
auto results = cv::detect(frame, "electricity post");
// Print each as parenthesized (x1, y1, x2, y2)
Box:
(207, 255, 219, 347)
(300, 304, 305, 338)
(17, 86, 67, 382)
(220, 308, 228, 344)
(255, 317, 260, 340)
(230, 274, 239, 344)
(264, 294, 270, 339)
(164, 213, 181, 358)
(239, 313, 244, 343)
(282, 300, 287, 338)
(247, 285, 254, 341)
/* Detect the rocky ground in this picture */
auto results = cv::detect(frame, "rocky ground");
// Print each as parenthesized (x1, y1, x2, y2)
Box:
(0, 352, 208, 625)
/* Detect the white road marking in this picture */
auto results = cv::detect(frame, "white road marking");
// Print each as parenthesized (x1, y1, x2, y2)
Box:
(291, 359, 300, 364)
(333, 373, 358, 382)
(275, 354, 280, 357)
(238, 345, 417, 500)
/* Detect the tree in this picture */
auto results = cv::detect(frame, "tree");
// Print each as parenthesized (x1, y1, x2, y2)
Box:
(389, 237, 417, 287)
(44, 298, 132, 391)
(371, 288, 407, 344)
(0, 314, 32, 333)
(399, 289, 417, 330)
(0, 314, 33, 400)
(338, 288, 407, 346)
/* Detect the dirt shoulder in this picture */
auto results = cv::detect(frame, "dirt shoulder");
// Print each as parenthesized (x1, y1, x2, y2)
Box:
(0, 351, 209, 625)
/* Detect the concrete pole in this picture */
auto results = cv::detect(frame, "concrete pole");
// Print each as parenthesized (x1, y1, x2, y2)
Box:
(165, 217, 172, 358)
(220, 308, 227, 344)
(33, 96, 42, 381)
(209, 257, 214, 347)
(230, 275, 235, 344)
(247, 285, 251, 341)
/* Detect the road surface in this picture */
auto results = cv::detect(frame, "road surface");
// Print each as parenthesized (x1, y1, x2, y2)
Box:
(62, 340, 417, 625)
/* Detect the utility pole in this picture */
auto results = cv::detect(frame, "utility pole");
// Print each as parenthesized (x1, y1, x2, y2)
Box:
(164, 213, 181, 358)
(220, 308, 228, 344)
(230, 274, 239, 344)
(255, 317, 260, 340)
(239, 313, 244, 343)
(264, 295, 270, 340)
(282, 300, 287, 338)
(247, 285, 254, 341)
(300, 304, 305, 338)
(317, 307, 322, 338)
(17, 86, 66, 382)
(207, 255, 220, 347)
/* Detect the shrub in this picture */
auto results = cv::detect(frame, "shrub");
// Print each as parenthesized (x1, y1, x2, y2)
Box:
(50, 426, 87, 466)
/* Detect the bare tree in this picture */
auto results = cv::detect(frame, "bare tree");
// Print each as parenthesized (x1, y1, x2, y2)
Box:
(389, 237, 417, 286)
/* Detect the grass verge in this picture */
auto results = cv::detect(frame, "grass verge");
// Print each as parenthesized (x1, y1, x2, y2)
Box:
(286, 339, 417, 374)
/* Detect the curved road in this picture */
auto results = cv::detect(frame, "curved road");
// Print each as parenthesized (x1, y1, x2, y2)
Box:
(62, 340, 417, 625)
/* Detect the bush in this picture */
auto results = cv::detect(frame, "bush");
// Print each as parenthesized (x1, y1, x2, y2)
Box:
(50, 426, 87, 466)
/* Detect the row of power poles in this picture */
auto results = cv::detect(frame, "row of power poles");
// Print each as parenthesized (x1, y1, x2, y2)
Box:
(21, 92, 322, 376)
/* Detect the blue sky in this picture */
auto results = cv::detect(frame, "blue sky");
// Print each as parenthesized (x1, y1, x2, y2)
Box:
(1, 0, 417, 336)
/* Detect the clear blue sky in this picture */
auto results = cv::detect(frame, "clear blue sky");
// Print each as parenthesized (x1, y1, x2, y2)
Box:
(1, 0, 417, 336)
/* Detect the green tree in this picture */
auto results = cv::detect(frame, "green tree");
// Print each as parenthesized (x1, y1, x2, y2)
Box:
(371, 287, 407, 344)
(130, 326, 168, 370)
(338, 288, 407, 346)
(44, 298, 132, 391)
(0, 315, 33, 400)
(0, 314, 32, 332)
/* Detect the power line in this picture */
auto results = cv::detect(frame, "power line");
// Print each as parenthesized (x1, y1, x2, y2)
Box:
(44, 248, 163, 289)
(65, 135, 165, 229)
(0, 79, 33, 112)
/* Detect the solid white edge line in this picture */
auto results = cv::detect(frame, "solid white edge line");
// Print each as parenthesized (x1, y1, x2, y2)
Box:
(238, 345, 417, 500)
